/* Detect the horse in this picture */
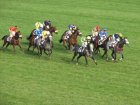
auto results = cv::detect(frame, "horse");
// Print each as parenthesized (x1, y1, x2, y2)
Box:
(27, 29, 35, 51)
(93, 35, 112, 60)
(111, 37, 129, 61)
(69, 28, 82, 50)
(2, 31, 22, 51)
(59, 30, 69, 49)
(59, 28, 82, 50)
(27, 26, 58, 51)
(39, 35, 53, 56)
(71, 44, 97, 65)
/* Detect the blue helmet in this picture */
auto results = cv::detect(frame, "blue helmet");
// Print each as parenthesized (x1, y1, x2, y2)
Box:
(102, 27, 107, 31)
(114, 33, 119, 39)
(68, 24, 73, 28)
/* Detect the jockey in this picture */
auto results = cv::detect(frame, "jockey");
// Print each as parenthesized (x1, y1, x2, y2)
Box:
(65, 24, 75, 39)
(8, 26, 18, 42)
(91, 25, 100, 37)
(44, 20, 51, 29)
(40, 26, 51, 45)
(108, 33, 123, 48)
(35, 22, 42, 29)
(34, 22, 43, 44)
(99, 28, 108, 44)
(81, 36, 91, 52)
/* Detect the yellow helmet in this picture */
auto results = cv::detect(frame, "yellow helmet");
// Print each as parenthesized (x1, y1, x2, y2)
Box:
(86, 36, 91, 40)
(35, 22, 40, 29)
(119, 33, 123, 37)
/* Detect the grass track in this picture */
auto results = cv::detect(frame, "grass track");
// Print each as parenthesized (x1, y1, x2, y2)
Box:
(0, 0, 140, 105)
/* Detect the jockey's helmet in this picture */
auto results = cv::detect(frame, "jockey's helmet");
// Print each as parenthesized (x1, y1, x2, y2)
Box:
(86, 36, 91, 40)
(119, 33, 123, 37)
(39, 23, 43, 28)
(73, 25, 77, 30)
(44, 20, 51, 26)
(114, 34, 119, 39)
(96, 25, 100, 30)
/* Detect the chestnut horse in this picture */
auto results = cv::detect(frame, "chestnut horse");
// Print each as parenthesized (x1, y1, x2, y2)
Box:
(2, 31, 22, 51)
(59, 28, 82, 50)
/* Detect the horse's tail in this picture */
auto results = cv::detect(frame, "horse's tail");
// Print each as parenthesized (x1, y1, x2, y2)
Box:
(59, 38, 62, 43)
(27, 36, 30, 40)
(2, 35, 8, 40)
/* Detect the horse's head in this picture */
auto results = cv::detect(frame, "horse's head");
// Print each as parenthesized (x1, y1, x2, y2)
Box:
(49, 26, 58, 35)
(123, 37, 129, 46)
(14, 31, 22, 39)
(73, 27, 82, 37)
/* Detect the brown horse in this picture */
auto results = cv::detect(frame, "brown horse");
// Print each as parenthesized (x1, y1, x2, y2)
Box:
(59, 30, 69, 49)
(2, 31, 22, 51)
(59, 28, 82, 50)
(111, 37, 129, 61)
(27, 29, 35, 51)
(27, 26, 58, 51)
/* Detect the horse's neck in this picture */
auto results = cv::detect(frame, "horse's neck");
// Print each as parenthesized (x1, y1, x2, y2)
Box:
(13, 35, 19, 40)
(49, 27, 55, 34)
(117, 41, 124, 48)
(103, 37, 109, 44)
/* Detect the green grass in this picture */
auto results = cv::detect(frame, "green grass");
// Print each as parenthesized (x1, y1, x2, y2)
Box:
(0, 0, 140, 105)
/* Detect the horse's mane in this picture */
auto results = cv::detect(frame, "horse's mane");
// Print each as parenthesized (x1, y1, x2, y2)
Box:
(103, 35, 112, 44)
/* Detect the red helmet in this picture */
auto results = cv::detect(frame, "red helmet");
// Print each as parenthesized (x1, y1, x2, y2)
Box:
(96, 25, 100, 31)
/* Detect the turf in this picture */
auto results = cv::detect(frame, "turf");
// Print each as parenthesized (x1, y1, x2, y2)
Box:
(0, 0, 140, 105)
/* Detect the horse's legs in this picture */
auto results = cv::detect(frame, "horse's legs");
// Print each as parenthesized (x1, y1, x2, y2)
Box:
(114, 52, 117, 61)
(69, 44, 73, 51)
(120, 52, 124, 61)
(2, 41, 7, 48)
(91, 53, 97, 65)
(12, 45, 16, 52)
(5, 43, 10, 48)
(72, 52, 78, 61)
(63, 40, 67, 49)
(18, 44, 22, 49)
(27, 43, 31, 51)
(33, 44, 36, 52)
(111, 50, 115, 60)
(94, 46, 100, 54)
(76, 54, 82, 64)
(39, 47, 42, 55)
(36, 46, 40, 54)
(84, 56, 88, 65)
(102, 49, 107, 58)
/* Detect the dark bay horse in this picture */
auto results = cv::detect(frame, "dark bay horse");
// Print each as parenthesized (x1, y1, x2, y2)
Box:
(59, 28, 82, 50)
(27, 26, 58, 51)
(2, 31, 22, 51)
(27, 29, 35, 51)
(71, 44, 97, 65)
(111, 37, 129, 61)
(94, 35, 112, 60)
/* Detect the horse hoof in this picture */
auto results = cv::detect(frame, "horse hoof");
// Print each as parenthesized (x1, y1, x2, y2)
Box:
(119, 58, 123, 61)
(95, 61, 97, 65)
